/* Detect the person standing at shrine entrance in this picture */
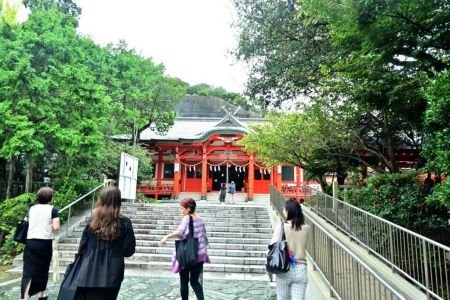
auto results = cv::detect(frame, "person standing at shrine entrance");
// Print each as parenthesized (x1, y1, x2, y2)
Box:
(228, 181, 236, 204)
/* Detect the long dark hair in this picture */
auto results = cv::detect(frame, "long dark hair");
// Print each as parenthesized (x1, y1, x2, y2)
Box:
(90, 187, 122, 240)
(285, 200, 305, 231)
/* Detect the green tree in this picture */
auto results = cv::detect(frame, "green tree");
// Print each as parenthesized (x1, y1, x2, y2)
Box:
(239, 111, 356, 187)
(23, 0, 81, 18)
(108, 42, 187, 146)
(422, 70, 450, 210)
(0, 10, 111, 198)
(232, 0, 333, 107)
(187, 83, 255, 110)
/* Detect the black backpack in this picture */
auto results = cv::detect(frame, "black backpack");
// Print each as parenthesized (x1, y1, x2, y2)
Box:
(266, 221, 290, 274)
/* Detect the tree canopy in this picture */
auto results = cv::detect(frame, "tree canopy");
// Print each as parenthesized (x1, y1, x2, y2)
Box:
(0, 5, 186, 200)
(233, 0, 449, 208)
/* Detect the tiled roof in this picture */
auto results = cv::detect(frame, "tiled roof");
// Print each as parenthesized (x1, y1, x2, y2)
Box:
(139, 116, 266, 142)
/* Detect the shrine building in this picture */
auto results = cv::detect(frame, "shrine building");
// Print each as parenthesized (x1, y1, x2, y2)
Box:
(137, 96, 309, 201)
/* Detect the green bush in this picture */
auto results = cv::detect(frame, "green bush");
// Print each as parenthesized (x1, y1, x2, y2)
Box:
(346, 172, 449, 240)
(0, 193, 34, 265)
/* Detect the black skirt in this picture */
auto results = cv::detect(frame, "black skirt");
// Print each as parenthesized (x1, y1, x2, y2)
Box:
(75, 287, 121, 300)
(21, 239, 53, 298)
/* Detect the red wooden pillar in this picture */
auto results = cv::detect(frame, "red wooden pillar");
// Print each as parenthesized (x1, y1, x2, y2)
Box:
(248, 155, 254, 201)
(156, 153, 163, 199)
(173, 152, 180, 199)
(295, 166, 301, 201)
(200, 148, 207, 200)
(275, 165, 282, 190)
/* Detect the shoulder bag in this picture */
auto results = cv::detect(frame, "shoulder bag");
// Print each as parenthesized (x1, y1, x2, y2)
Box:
(175, 215, 199, 269)
(13, 212, 29, 244)
(265, 221, 290, 274)
(57, 254, 83, 300)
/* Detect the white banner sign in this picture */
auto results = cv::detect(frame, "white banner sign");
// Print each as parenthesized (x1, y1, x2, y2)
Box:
(118, 152, 139, 200)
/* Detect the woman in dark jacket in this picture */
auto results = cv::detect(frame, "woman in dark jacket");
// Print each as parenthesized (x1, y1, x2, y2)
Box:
(74, 187, 136, 300)
(219, 183, 227, 204)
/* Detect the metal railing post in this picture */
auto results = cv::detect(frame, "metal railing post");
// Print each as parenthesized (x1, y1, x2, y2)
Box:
(66, 206, 71, 237)
(422, 240, 431, 300)
(311, 224, 317, 271)
(328, 236, 335, 298)
(389, 226, 395, 272)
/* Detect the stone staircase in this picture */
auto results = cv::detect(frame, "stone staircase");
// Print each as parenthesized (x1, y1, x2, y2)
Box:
(14, 203, 273, 276)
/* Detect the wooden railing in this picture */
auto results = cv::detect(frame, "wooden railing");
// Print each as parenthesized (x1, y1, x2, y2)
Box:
(280, 184, 313, 202)
(137, 183, 174, 199)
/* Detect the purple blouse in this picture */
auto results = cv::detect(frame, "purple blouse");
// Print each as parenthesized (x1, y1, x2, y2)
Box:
(171, 215, 210, 273)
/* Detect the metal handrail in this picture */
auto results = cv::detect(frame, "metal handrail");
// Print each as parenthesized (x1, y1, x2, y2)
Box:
(59, 183, 104, 238)
(301, 185, 450, 300)
(269, 185, 406, 300)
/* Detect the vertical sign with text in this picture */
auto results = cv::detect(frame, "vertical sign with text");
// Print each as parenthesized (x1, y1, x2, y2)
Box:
(119, 152, 138, 200)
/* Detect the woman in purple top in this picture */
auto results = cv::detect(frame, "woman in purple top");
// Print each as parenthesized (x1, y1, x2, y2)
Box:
(159, 198, 210, 300)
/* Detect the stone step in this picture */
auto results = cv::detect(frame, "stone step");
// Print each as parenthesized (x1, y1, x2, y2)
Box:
(58, 242, 268, 253)
(121, 204, 269, 212)
(60, 236, 271, 245)
(123, 211, 268, 222)
(71, 224, 272, 234)
(60, 231, 271, 244)
(55, 246, 267, 258)
(12, 258, 267, 274)
(130, 217, 270, 227)
(122, 211, 270, 218)
(124, 261, 266, 274)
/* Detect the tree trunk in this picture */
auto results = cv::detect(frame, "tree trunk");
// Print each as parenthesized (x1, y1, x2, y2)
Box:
(6, 156, 17, 199)
(336, 161, 348, 185)
(318, 174, 327, 191)
(25, 158, 33, 193)
(382, 110, 399, 173)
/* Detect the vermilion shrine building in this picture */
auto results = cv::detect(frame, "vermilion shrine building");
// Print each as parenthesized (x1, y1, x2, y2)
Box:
(137, 96, 312, 201)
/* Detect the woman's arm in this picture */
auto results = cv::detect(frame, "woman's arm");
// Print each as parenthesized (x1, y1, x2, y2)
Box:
(52, 218, 60, 231)
(158, 230, 181, 246)
(51, 207, 60, 231)
(123, 218, 136, 257)
(159, 216, 189, 246)
(270, 223, 281, 244)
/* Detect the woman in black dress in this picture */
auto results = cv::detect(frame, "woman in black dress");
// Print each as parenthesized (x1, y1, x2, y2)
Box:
(74, 186, 136, 300)
(21, 187, 60, 300)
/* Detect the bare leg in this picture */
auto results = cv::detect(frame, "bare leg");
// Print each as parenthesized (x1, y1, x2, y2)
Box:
(22, 280, 31, 300)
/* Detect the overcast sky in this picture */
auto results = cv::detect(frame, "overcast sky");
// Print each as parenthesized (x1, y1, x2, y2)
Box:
(73, 0, 248, 93)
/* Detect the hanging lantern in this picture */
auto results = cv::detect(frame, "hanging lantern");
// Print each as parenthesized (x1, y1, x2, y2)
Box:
(209, 165, 212, 171)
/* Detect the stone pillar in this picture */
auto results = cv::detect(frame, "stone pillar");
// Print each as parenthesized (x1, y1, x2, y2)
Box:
(247, 155, 254, 201)
(201, 149, 207, 200)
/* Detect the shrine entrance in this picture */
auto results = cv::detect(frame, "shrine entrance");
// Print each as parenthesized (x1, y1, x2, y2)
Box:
(211, 165, 247, 191)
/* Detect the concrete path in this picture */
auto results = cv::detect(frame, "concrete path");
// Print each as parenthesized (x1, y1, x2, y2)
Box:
(0, 268, 328, 300)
